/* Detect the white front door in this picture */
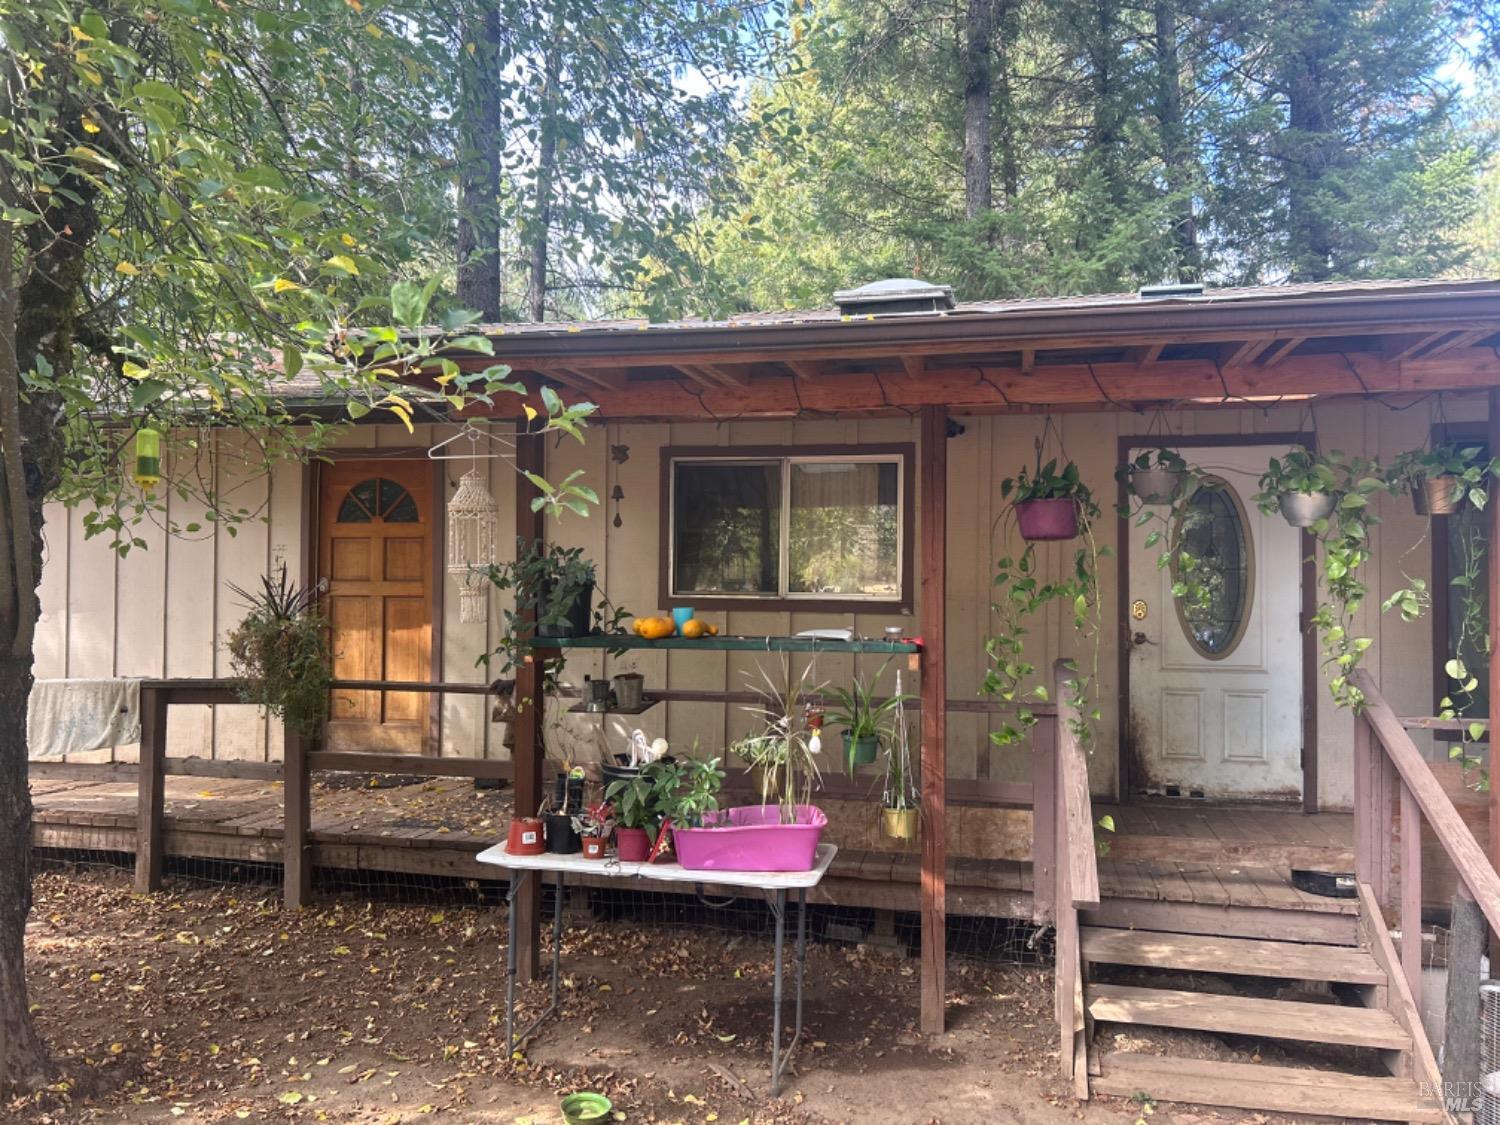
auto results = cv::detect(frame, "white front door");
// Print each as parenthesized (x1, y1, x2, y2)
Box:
(1126, 444, 1303, 800)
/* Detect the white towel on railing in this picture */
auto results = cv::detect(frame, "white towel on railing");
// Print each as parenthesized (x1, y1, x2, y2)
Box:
(27, 678, 142, 759)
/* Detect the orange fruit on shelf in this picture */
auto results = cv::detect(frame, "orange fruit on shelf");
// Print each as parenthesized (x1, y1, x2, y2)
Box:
(706, 624, 719, 636)
(680, 618, 707, 639)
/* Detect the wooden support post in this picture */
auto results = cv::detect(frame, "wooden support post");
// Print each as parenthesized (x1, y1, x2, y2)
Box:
(134, 684, 167, 892)
(1353, 714, 1373, 887)
(1444, 884, 1483, 1097)
(513, 430, 545, 981)
(1399, 781, 1421, 1009)
(1376, 751, 1395, 908)
(283, 729, 311, 909)
(1488, 387, 1500, 942)
(918, 405, 947, 1036)
(1032, 717, 1057, 924)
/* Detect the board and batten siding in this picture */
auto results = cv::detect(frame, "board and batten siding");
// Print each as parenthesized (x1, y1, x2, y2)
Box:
(33, 399, 1478, 809)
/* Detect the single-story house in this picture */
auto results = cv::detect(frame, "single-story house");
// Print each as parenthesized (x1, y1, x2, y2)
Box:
(30, 276, 1500, 1120)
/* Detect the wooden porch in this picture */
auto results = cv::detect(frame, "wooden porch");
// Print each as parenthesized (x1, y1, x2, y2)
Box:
(29, 763, 1357, 938)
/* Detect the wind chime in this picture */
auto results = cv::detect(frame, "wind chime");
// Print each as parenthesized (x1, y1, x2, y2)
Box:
(432, 422, 507, 624)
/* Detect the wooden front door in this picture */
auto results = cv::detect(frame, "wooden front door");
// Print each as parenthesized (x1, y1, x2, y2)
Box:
(1126, 443, 1303, 800)
(318, 459, 434, 753)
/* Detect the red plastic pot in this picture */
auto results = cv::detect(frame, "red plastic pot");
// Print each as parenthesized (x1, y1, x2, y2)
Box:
(1015, 498, 1079, 541)
(615, 827, 651, 863)
(582, 836, 607, 859)
(507, 817, 545, 856)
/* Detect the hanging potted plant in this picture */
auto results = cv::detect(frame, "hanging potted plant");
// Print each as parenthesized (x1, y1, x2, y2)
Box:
(576, 801, 614, 859)
(226, 565, 332, 738)
(1389, 444, 1498, 517)
(1255, 450, 1340, 527)
(827, 666, 906, 771)
(1119, 446, 1188, 504)
(1003, 457, 1096, 541)
(880, 683, 919, 840)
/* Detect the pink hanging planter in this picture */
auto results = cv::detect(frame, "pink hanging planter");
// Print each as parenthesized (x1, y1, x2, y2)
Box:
(1015, 498, 1080, 541)
(673, 805, 827, 873)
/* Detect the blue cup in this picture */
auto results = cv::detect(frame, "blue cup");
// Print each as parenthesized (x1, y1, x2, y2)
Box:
(672, 607, 695, 631)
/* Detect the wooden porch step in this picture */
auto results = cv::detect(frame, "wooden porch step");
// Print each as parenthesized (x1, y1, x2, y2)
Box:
(1087, 983, 1411, 1050)
(1093, 1052, 1443, 1123)
(1081, 926, 1387, 984)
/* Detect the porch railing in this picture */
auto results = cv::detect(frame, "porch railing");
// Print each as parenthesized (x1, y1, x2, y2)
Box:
(1032, 660, 1098, 1096)
(1350, 668, 1500, 1012)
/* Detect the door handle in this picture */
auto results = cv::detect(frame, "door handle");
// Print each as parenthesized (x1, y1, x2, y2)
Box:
(1131, 631, 1156, 648)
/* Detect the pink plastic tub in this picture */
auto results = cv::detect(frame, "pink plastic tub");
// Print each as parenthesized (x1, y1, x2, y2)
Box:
(673, 805, 826, 872)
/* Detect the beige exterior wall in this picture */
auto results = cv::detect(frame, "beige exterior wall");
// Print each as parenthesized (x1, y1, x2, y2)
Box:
(34, 397, 1488, 810)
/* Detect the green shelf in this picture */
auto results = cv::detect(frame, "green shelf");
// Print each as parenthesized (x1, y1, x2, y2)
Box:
(527, 633, 922, 655)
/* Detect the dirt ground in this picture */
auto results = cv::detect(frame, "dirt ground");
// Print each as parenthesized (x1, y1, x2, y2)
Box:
(11, 869, 1317, 1125)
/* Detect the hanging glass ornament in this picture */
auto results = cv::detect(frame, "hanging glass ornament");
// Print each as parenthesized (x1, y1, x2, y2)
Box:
(446, 467, 497, 623)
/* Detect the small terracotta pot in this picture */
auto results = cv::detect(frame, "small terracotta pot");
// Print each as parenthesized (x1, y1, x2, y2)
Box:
(1015, 498, 1080, 541)
(582, 836, 607, 859)
(507, 817, 545, 856)
(615, 826, 651, 862)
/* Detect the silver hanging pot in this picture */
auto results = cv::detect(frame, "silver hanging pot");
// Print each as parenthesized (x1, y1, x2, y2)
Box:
(1277, 490, 1337, 527)
(1128, 465, 1184, 504)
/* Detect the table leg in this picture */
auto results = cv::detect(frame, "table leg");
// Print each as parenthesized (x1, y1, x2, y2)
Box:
(504, 869, 525, 1053)
(550, 871, 564, 1012)
(770, 888, 786, 1096)
(795, 887, 807, 1042)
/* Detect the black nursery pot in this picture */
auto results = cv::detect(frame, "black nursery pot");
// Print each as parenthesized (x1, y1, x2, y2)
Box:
(545, 813, 581, 854)
(536, 581, 594, 637)
(551, 773, 585, 811)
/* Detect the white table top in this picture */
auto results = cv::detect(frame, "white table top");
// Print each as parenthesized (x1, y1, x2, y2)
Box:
(475, 841, 837, 890)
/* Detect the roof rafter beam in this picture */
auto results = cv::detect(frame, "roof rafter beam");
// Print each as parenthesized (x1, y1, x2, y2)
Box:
(1221, 338, 1276, 367)
(1260, 337, 1307, 369)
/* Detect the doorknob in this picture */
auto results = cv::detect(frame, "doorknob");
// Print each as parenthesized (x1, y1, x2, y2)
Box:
(1132, 631, 1156, 648)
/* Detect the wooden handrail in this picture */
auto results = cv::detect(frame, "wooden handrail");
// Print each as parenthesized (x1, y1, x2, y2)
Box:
(1056, 663, 1100, 910)
(1351, 669, 1500, 937)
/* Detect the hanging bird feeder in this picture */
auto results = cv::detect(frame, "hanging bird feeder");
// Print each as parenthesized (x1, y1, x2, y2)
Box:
(133, 426, 162, 490)
(447, 467, 497, 623)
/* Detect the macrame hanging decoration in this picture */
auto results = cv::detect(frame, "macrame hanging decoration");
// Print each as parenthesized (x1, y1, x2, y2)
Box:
(446, 467, 497, 623)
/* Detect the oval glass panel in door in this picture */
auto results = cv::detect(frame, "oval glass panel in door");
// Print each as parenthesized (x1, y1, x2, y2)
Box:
(1173, 480, 1254, 659)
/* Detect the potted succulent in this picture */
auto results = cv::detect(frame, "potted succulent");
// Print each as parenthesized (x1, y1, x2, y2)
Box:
(1002, 457, 1097, 541)
(576, 801, 613, 859)
(1389, 444, 1498, 516)
(1119, 446, 1188, 504)
(827, 669, 905, 771)
(1255, 449, 1340, 527)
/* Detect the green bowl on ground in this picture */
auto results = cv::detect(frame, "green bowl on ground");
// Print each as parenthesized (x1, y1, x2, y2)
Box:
(560, 1091, 613, 1124)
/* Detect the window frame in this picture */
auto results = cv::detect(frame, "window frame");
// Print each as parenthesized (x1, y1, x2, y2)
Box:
(1429, 421, 1489, 743)
(659, 443, 916, 614)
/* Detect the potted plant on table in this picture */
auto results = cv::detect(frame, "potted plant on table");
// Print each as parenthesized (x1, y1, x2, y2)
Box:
(543, 766, 587, 855)
(1003, 457, 1096, 541)
(604, 760, 673, 862)
(1255, 449, 1341, 527)
(226, 564, 331, 738)
(576, 801, 614, 859)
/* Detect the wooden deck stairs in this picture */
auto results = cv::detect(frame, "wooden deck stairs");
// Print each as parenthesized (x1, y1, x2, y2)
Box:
(1079, 891, 1448, 1123)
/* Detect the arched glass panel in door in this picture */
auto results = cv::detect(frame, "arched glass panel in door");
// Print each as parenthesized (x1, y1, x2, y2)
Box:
(1173, 480, 1253, 659)
(336, 478, 419, 523)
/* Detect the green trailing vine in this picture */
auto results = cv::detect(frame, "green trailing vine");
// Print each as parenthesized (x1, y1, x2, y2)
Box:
(1116, 446, 1222, 623)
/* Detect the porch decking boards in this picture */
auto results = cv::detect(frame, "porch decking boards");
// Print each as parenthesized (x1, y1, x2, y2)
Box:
(30, 772, 1359, 919)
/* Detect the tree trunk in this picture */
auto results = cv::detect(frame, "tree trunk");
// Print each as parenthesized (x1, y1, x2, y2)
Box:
(994, 0, 1020, 204)
(1089, 0, 1126, 211)
(455, 0, 503, 320)
(962, 0, 996, 219)
(526, 46, 561, 323)
(1283, 47, 1336, 281)
(0, 67, 96, 1091)
(1153, 0, 1200, 280)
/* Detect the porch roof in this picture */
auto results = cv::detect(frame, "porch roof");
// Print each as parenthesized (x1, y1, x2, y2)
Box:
(389, 276, 1500, 420)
